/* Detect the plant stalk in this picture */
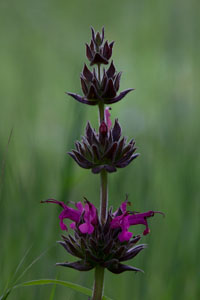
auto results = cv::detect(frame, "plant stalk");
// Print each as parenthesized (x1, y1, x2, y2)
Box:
(100, 169, 108, 225)
(91, 265, 105, 300)
(98, 64, 104, 123)
(98, 103, 104, 123)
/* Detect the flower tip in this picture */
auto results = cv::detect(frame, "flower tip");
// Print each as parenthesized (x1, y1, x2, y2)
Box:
(99, 121, 108, 135)
(143, 228, 150, 235)
(156, 211, 165, 217)
(91, 26, 95, 34)
(105, 106, 112, 130)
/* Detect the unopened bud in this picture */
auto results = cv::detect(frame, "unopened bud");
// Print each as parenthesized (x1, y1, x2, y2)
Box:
(99, 121, 108, 136)
(95, 32, 102, 46)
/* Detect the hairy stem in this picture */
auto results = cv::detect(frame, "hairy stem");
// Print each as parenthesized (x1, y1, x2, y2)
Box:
(92, 266, 105, 300)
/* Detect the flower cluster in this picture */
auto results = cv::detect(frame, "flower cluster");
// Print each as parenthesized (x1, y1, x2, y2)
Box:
(69, 108, 139, 173)
(42, 198, 163, 273)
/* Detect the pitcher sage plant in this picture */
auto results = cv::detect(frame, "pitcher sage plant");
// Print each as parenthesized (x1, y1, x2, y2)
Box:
(42, 27, 163, 300)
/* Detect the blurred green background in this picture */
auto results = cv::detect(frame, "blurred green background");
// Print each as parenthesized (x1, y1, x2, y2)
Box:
(0, 0, 199, 299)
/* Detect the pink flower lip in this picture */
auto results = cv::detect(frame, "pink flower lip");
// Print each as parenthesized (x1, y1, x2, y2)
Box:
(41, 198, 163, 242)
(111, 201, 164, 242)
(41, 198, 97, 235)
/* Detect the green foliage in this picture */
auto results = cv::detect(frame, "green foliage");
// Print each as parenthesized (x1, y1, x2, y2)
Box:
(0, 0, 199, 299)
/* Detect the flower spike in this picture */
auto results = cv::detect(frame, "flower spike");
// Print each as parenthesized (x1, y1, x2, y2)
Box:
(42, 26, 164, 284)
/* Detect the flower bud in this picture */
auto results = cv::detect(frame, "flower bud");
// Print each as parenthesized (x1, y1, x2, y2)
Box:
(99, 121, 107, 135)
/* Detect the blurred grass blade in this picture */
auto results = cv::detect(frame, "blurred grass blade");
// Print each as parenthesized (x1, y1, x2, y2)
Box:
(0, 289, 11, 300)
(9, 245, 33, 286)
(13, 246, 53, 285)
(14, 279, 112, 300)
(2, 245, 33, 295)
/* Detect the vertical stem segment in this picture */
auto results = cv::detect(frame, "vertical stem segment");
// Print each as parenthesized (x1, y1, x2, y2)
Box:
(100, 169, 108, 224)
(98, 102, 105, 123)
(92, 266, 105, 300)
(98, 64, 104, 123)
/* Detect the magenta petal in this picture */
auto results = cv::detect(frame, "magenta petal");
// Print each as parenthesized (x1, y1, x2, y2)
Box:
(118, 231, 133, 242)
(70, 222, 76, 229)
(42, 199, 68, 209)
(79, 223, 94, 234)
(105, 107, 112, 130)
(76, 202, 84, 213)
(143, 228, 150, 235)
(59, 221, 67, 231)
(87, 223, 94, 234)
(79, 223, 88, 233)
(121, 201, 127, 213)
(84, 202, 98, 225)
(59, 211, 68, 231)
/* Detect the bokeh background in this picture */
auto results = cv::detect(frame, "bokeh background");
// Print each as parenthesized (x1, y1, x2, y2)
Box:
(0, 0, 199, 299)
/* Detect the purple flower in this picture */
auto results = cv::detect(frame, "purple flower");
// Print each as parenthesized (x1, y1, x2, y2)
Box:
(42, 198, 163, 243)
(111, 201, 164, 242)
(41, 199, 97, 234)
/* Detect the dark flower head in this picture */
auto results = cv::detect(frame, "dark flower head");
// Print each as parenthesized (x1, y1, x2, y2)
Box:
(67, 61, 134, 106)
(41, 198, 163, 274)
(85, 27, 114, 66)
(68, 108, 139, 173)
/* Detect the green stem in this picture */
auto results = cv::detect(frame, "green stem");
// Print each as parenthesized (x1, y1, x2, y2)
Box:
(97, 63, 101, 82)
(98, 64, 104, 123)
(91, 266, 105, 300)
(98, 102, 104, 123)
(100, 169, 108, 225)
